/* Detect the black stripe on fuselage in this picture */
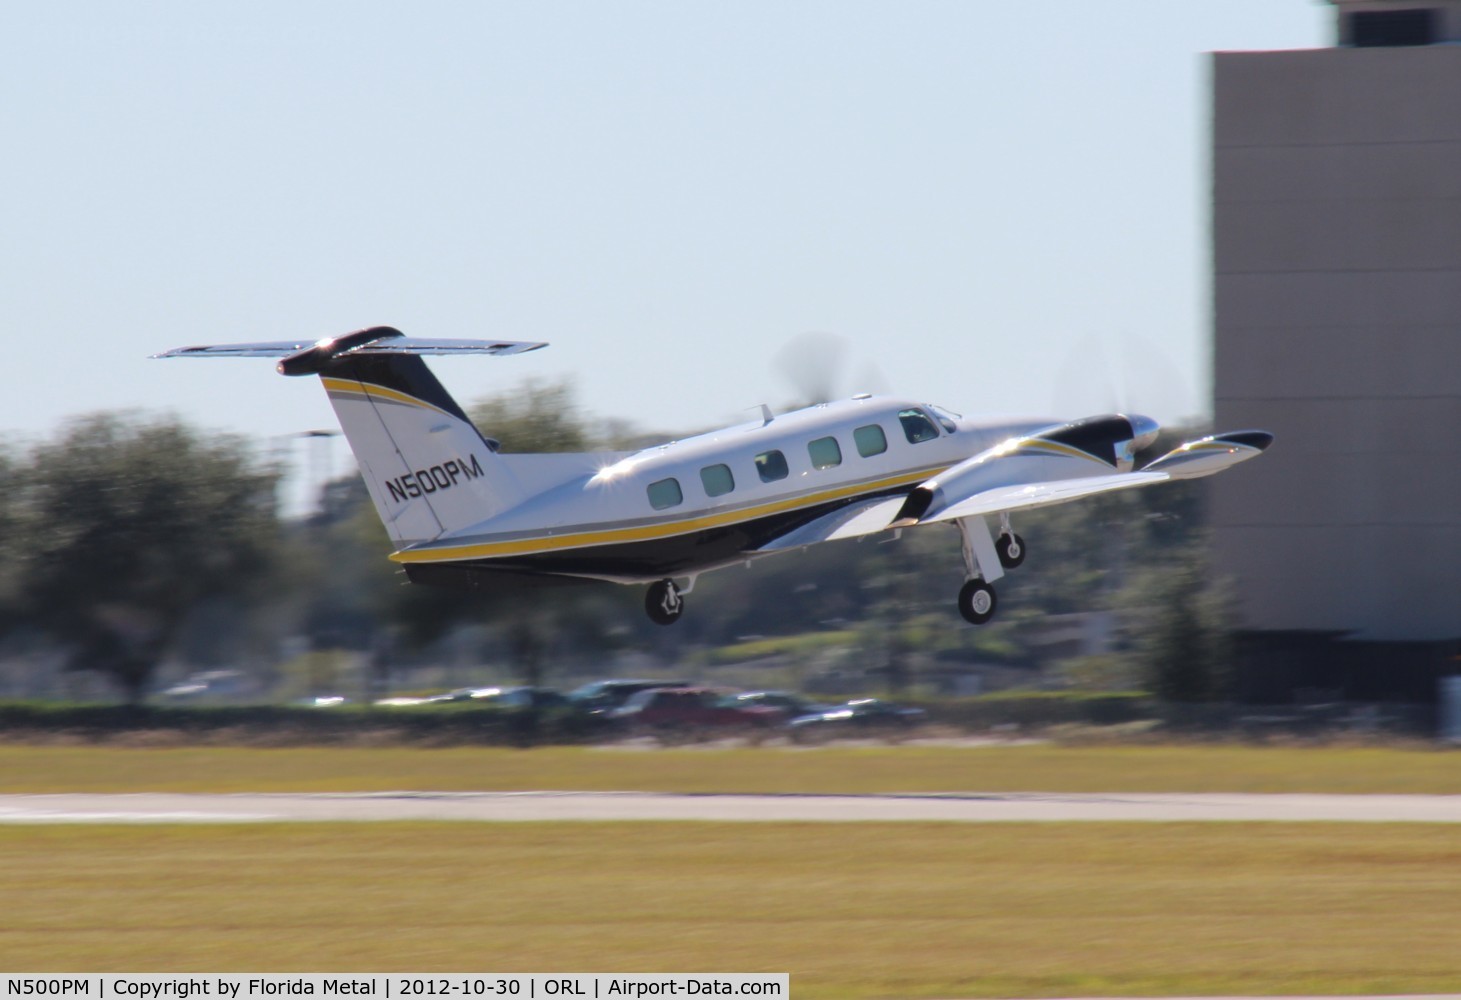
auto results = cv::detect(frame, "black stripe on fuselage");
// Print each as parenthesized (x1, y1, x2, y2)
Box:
(401, 487, 911, 589)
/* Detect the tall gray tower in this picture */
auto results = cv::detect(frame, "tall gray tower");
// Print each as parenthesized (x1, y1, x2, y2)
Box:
(1211, 0, 1460, 696)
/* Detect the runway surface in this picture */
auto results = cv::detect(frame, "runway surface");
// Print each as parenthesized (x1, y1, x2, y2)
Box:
(2, 790, 1461, 823)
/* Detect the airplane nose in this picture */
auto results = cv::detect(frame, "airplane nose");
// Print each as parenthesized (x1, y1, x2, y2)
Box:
(1123, 414, 1161, 452)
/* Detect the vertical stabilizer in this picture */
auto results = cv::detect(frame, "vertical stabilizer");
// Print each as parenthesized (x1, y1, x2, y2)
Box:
(318, 350, 527, 546)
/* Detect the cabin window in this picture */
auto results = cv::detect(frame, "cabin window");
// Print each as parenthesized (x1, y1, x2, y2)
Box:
(898, 408, 940, 444)
(700, 463, 734, 497)
(755, 449, 789, 482)
(808, 436, 842, 470)
(647, 477, 683, 510)
(853, 424, 888, 457)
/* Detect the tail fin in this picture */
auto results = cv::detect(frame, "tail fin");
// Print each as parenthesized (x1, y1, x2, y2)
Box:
(154, 326, 546, 546)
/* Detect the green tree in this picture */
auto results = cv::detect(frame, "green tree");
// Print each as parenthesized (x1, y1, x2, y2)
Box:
(0, 414, 281, 703)
(1126, 544, 1235, 703)
(470, 376, 593, 453)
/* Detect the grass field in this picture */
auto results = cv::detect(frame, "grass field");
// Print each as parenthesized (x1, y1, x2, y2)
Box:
(7, 744, 1460, 998)
(3, 742, 1460, 794)
(2, 822, 1459, 998)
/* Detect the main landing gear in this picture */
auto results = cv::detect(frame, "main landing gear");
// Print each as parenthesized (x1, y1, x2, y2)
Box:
(954, 515, 1027, 626)
(645, 578, 685, 626)
(957, 579, 997, 625)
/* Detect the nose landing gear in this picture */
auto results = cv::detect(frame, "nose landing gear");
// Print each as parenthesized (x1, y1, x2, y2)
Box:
(996, 532, 1026, 569)
(645, 578, 685, 625)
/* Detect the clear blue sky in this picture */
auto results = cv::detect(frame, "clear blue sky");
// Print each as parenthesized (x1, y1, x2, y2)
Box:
(3, 1, 1327, 461)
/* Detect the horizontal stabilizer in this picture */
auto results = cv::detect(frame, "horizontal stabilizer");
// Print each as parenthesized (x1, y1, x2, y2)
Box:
(151, 341, 316, 358)
(347, 337, 547, 356)
(153, 336, 547, 360)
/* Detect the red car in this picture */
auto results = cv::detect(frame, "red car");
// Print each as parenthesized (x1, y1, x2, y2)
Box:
(608, 687, 784, 733)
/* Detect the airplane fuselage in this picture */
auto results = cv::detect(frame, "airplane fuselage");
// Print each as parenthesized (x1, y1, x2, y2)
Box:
(392, 396, 1047, 585)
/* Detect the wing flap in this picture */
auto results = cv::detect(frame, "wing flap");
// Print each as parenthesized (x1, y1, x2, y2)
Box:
(753, 496, 908, 553)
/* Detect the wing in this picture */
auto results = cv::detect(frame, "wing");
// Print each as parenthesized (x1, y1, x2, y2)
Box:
(914, 471, 1169, 524)
(751, 426, 1272, 551)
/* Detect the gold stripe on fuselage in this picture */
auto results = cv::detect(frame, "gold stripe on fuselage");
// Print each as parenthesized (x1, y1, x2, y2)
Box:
(1014, 440, 1113, 464)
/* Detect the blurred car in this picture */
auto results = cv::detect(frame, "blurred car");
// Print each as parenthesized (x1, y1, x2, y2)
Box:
(608, 687, 784, 734)
(296, 695, 350, 708)
(567, 679, 691, 716)
(474, 686, 570, 711)
(423, 686, 505, 703)
(730, 690, 829, 720)
(788, 698, 927, 739)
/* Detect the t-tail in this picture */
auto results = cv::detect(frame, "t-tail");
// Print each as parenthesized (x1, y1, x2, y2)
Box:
(152, 326, 546, 546)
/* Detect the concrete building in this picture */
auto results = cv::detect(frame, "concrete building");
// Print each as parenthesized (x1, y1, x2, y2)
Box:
(1211, 0, 1460, 700)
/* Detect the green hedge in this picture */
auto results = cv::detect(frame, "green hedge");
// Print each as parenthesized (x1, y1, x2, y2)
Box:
(911, 692, 1153, 729)
(0, 702, 607, 747)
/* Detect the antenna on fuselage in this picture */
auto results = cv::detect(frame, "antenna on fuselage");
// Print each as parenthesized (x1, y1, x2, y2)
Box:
(758, 404, 774, 425)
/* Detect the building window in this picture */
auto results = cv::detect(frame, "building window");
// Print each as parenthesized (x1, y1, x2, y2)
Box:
(700, 463, 734, 497)
(808, 436, 842, 470)
(755, 449, 789, 482)
(1350, 9, 1436, 46)
(898, 408, 940, 444)
(647, 477, 683, 510)
(854, 424, 888, 457)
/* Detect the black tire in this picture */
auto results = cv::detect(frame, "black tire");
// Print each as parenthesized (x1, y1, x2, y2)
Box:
(996, 532, 1026, 570)
(957, 579, 997, 625)
(644, 579, 684, 625)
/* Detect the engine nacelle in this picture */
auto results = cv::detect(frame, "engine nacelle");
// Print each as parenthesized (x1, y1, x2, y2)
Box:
(1142, 430, 1274, 480)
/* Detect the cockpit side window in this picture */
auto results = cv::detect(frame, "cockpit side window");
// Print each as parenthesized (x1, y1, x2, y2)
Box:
(898, 408, 940, 444)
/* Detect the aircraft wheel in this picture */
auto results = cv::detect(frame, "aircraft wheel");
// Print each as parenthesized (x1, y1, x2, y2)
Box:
(645, 579, 684, 626)
(996, 532, 1026, 569)
(957, 579, 997, 626)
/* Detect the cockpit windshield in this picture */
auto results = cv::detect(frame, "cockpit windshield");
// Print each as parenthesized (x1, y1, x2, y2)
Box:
(927, 404, 961, 434)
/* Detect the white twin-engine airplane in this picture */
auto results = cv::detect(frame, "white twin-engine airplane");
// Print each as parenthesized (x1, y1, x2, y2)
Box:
(156, 326, 1273, 626)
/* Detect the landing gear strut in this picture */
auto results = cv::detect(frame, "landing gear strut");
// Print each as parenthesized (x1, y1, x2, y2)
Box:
(953, 515, 1027, 626)
(645, 578, 684, 626)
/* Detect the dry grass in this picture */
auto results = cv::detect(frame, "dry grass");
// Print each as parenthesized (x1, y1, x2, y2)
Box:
(3, 742, 1461, 795)
(2, 822, 1460, 998)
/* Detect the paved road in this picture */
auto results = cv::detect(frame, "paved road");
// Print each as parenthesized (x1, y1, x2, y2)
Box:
(2, 790, 1461, 823)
